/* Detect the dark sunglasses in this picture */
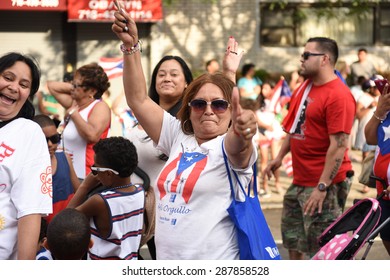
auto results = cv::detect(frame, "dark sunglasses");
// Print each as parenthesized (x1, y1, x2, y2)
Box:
(301, 52, 325, 60)
(90, 165, 119, 176)
(188, 99, 230, 113)
(46, 133, 61, 144)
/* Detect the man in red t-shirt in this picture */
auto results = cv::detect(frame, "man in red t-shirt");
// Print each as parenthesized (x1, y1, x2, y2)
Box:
(263, 37, 356, 260)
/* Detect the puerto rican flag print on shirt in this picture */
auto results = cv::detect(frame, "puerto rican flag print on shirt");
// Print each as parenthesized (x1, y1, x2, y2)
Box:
(157, 151, 208, 204)
(373, 116, 390, 199)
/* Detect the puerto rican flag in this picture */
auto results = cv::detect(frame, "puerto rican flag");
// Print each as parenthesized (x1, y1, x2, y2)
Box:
(269, 78, 292, 114)
(157, 151, 208, 204)
(99, 57, 123, 80)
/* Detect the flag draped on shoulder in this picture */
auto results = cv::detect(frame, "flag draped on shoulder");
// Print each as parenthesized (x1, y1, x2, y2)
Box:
(98, 57, 123, 80)
(269, 78, 292, 114)
(281, 79, 312, 134)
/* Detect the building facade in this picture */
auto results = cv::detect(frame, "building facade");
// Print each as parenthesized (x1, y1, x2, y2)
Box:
(0, 0, 389, 111)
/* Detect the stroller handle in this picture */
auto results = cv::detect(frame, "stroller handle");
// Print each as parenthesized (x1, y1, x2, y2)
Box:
(369, 175, 388, 199)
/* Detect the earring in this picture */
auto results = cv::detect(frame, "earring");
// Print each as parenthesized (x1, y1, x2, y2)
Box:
(183, 119, 192, 134)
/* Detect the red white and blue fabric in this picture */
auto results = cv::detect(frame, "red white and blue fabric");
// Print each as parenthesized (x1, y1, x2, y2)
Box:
(282, 72, 347, 135)
(373, 115, 390, 200)
(281, 80, 312, 134)
(268, 78, 292, 114)
(98, 57, 123, 80)
(88, 186, 145, 260)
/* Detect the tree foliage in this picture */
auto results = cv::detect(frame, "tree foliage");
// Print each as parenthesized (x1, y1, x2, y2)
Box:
(163, 0, 217, 5)
(163, 0, 383, 18)
(265, 0, 382, 21)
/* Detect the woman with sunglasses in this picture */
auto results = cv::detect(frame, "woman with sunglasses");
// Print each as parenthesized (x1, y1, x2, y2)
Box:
(125, 55, 193, 260)
(33, 114, 80, 224)
(0, 52, 52, 259)
(47, 63, 111, 181)
(112, 10, 258, 260)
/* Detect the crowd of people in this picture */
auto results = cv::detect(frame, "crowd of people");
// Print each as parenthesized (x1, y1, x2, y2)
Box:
(1, 6, 389, 261)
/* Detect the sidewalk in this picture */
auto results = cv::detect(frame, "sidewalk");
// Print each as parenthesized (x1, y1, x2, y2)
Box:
(259, 150, 377, 209)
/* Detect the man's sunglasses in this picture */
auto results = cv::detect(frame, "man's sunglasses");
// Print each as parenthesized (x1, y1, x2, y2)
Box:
(188, 99, 230, 113)
(301, 52, 325, 60)
(46, 133, 61, 144)
(90, 165, 119, 176)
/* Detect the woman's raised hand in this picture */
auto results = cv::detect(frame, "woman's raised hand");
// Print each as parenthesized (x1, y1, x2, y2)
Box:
(223, 36, 244, 76)
(111, 1, 139, 46)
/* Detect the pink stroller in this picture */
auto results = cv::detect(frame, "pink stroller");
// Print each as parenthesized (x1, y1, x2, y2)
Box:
(312, 175, 388, 260)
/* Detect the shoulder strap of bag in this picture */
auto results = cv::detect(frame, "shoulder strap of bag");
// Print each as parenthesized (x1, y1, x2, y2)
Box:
(134, 166, 151, 191)
(222, 141, 254, 198)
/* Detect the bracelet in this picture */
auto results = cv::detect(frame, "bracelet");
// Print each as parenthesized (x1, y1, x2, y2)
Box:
(120, 40, 143, 55)
(373, 111, 386, 123)
(68, 108, 76, 116)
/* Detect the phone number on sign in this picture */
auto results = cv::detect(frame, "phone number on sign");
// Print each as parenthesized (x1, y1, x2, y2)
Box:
(77, 9, 153, 20)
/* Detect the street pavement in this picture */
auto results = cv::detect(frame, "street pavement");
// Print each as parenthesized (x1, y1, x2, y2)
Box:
(260, 150, 390, 260)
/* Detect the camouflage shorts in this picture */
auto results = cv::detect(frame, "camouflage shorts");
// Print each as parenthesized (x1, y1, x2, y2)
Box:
(281, 179, 351, 257)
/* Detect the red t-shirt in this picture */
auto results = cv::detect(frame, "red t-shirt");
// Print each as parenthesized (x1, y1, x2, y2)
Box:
(289, 78, 355, 186)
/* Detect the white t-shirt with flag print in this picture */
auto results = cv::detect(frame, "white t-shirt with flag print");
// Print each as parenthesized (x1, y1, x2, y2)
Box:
(154, 112, 257, 260)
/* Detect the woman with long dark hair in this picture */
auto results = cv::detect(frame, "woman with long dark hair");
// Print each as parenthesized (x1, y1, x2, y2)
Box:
(0, 52, 52, 259)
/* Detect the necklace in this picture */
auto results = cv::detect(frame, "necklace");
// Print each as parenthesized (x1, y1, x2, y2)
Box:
(109, 183, 133, 191)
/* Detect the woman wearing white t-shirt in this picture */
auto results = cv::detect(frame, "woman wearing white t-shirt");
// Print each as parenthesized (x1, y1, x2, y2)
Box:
(113, 12, 258, 259)
(0, 52, 52, 259)
(127, 55, 193, 260)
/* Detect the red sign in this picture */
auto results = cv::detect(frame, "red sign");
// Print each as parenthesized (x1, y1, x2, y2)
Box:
(0, 0, 67, 11)
(67, 0, 162, 22)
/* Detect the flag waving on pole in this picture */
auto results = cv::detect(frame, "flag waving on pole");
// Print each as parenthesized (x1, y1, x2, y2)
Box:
(98, 57, 123, 80)
(269, 78, 292, 114)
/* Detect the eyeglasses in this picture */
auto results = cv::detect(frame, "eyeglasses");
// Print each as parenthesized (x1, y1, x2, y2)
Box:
(90, 165, 119, 176)
(301, 52, 325, 60)
(188, 99, 230, 113)
(46, 133, 61, 144)
(71, 82, 87, 89)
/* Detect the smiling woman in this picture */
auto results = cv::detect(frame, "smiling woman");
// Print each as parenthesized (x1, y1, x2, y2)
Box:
(0, 54, 39, 122)
(0, 52, 52, 260)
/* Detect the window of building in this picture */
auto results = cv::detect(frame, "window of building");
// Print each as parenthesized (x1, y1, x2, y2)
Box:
(260, 3, 388, 47)
(379, 7, 390, 45)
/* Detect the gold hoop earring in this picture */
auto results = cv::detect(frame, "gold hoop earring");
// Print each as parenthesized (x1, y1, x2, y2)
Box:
(183, 119, 192, 134)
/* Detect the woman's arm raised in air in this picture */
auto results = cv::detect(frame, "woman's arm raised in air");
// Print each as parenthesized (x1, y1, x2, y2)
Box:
(112, 7, 163, 144)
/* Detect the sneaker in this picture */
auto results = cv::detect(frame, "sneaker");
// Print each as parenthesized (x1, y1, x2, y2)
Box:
(259, 189, 266, 195)
(260, 192, 271, 198)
